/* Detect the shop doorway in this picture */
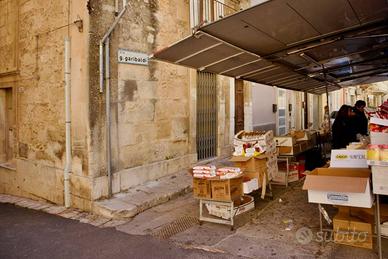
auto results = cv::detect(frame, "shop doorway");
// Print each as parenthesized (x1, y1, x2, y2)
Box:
(234, 79, 244, 134)
(0, 87, 14, 163)
(196, 71, 217, 160)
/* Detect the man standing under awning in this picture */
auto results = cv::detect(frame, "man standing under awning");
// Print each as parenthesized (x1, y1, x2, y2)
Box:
(353, 100, 368, 137)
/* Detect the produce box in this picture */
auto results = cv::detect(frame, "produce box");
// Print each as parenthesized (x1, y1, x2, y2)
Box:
(244, 170, 267, 187)
(210, 177, 243, 201)
(372, 165, 388, 195)
(293, 130, 312, 141)
(274, 136, 296, 147)
(243, 178, 259, 194)
(370, 117, 388, 127)
(370, 132, 388, 145)
(233, 130, 274, 147)
(272, 162, 299, 184)
(272, 170, 299, 184)
(193, 178, 211, 199)
(230, 155, 268, 173)
(302, 168, 372, 208)
(333, 213, 373, 249)
(336, 204, 388, 223)
(205, 195, 254, 219)
(277, 142, 303, 155)
(330, 149, 368, 168)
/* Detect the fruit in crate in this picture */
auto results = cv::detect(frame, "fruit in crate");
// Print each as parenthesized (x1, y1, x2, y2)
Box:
(243, 143, 251, 150)
(370, 124, 388, 133)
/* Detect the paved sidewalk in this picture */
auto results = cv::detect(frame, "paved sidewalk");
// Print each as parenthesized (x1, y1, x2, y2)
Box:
(115, 183, 385, 259)
(1, 183, 386, 258)
(0, 194, 126, 228)
(93, 169, 192, 219)
(92, 157, 234, 219)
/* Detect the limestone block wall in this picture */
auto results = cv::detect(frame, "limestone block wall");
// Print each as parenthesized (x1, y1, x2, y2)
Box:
(88, 0, 195, 199)
(0, 1, 91, 210)
(89, 0, 236, 199)
(0, 0, 239, 209)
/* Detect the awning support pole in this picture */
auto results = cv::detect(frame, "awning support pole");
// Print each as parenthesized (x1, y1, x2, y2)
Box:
(304, 91, 308, 129)
(322, 66, 331, 132)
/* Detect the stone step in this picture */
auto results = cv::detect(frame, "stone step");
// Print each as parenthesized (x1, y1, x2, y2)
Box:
(92, 170, 192, 219)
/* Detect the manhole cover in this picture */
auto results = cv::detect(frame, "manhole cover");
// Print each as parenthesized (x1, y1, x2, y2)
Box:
(152, 215, 199, 239)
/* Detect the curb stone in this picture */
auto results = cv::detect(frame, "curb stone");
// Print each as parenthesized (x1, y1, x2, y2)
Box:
(0, 193, 126, 228)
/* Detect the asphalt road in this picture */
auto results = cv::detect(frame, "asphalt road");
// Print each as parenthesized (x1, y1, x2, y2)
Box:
(0, 203, 235, 259)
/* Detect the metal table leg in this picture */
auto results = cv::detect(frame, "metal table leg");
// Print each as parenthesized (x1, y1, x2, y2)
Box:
(230, 200, 234, 230)
(285, 157, 289, 188)
(319, 204, 323, 246)
(377, 194, 382, 259)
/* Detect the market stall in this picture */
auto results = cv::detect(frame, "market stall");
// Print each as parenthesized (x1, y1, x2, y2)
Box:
(191, 130, 277, 229)
(302, 100, 388, 258)
(151, 0, 388, 254)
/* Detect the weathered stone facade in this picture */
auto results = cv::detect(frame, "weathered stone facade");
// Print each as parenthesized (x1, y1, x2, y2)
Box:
(0, 0, 90, 209)
(0, 0, 245, 211)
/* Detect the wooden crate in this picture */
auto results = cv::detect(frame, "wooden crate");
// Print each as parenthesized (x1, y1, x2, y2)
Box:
(193, 178, 211, 199)
(210, 177, 243, 202)
(333, 213, 373, 250)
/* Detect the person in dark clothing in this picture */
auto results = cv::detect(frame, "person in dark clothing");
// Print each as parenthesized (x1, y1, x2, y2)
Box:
(332, 105, 357, 149)
(353, 100, 368, 136)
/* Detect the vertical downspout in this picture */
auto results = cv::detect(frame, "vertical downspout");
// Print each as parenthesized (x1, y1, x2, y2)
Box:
(64, 37, 71, 208)
(99, 44, 104, 93)
(105, 38, 112, 196)
(115, 0, 119, 15)
(99, 4, 128, 197)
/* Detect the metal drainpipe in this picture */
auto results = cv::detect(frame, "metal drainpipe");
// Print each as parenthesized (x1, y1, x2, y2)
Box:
(64, 37, 71, 208)
(115, 0, 119, 15)
(105, 37, 112, 196)
(99, 4, 128, 197)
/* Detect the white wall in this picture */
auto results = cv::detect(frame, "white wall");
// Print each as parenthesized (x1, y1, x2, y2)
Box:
(251, 83, 276, 130)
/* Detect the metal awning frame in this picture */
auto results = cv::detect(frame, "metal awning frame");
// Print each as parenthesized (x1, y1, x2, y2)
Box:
(152, 0, 388, 94)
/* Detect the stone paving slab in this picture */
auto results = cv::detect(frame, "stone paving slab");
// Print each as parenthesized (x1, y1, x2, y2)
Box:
(116, 194, 198, 236)
(93, 198, 138, 219)
(93, 169, 192, 220)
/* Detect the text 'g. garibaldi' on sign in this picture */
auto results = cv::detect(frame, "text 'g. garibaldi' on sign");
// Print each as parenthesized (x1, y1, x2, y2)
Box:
(118, 49, 148, 65)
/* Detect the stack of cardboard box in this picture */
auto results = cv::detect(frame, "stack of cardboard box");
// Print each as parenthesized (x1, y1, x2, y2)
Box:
(231, 130, 277, 197)
(192, 176, 243, 201)
(272, 161, 300, 184)
(303, 140, 376, 249)
(274, 130, 315, 155)
(333, 206, 373, 249)
(303, 167, 374, 249)
(368, 117, 388, 194)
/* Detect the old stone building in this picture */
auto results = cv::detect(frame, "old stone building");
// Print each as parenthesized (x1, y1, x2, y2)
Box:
(0, 0, 251, 210)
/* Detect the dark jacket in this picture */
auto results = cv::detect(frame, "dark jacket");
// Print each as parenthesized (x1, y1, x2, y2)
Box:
(332, 118, 357, 149)
(353, 109, 368, 136)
